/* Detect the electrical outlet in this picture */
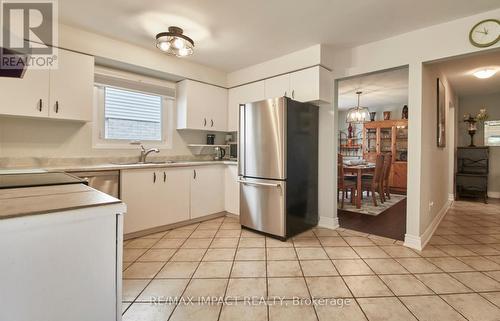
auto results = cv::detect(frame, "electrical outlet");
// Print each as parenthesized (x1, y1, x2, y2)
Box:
(429, 201, 434, 212)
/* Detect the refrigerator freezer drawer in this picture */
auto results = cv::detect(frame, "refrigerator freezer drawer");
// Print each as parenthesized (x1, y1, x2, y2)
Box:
(239, 178, 286, 238)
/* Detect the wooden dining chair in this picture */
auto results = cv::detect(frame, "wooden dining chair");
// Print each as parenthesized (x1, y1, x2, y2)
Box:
(338, 154, 356, 209)
(381, 153, 392, 202)
(361, 154, 384, 206)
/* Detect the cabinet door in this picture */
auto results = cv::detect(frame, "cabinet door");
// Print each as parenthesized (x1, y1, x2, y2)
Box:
(207, 85, 228, 132)
(290, 67, 319, 102)
(0, 67, 49, 118)
(224, 165, 240, 215)
(121, 169, 163, 234)
(49, 49, 94, 121)
(264, 74, 290, 99)
(162, 168, 191, 225)
(227, 80, 265, 132)
(191, 166, 225, 219)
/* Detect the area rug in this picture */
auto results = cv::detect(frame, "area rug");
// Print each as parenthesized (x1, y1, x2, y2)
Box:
(339, 192, 406, 216)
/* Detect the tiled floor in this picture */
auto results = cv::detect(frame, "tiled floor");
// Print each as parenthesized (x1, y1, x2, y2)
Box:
(122, 200, 500, 321)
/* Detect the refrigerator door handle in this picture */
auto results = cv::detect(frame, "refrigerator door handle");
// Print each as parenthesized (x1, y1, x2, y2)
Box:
(237, 178, 282, 189)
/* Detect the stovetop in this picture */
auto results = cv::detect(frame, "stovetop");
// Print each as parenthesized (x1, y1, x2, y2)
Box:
(0, 172, 86, 189)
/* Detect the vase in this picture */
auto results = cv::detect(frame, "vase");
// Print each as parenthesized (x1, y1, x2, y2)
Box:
(369, 112, 376, 122)
(402, 105, 408, 119)
(383, 111, 391, 120)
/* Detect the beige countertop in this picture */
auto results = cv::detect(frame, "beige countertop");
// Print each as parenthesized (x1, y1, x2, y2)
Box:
(0, 184, 123, 220)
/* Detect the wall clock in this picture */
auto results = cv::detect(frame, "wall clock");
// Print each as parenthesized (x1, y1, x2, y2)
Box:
(469, 19, 500, 48)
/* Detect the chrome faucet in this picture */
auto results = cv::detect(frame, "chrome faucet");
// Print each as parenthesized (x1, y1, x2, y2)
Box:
(139, 145, 160, 163)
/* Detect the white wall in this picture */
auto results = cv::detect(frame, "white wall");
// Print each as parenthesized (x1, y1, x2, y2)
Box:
(458, 92, 500, 198)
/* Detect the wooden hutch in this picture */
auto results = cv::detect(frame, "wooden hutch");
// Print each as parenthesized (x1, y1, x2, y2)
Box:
(363, 119, 408, 193)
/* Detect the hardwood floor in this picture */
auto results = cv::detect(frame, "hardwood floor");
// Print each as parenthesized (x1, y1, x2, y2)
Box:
(338, 198, 407, 241)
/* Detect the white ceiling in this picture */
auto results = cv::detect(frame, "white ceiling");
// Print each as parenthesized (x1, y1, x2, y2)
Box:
(432, 49, 500, 97)
(58, 0, 500, 72)
(338, 67, 408, 110)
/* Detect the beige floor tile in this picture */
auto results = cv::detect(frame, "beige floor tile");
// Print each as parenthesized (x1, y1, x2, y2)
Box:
(156, 262, 199, 279)
(231, 261, 266, 277)
(123, 262, 165, 279)
(137, 279, 189, 302)
(450, 272, 500, 292)
(219, 222, 241, 230)
(344, 236, 375, 246)
(352, 246, 390, 259)
(122, 302, 131, 314)
(268, 277, 310, 299)
(332, 259, 374, 275)
(182, 278, 228, 300)
(225, 278, 267, 300)
(219, 303, 268, 321)
(357, 297, 417, 321)
(137, 249, 176, 262)
(203, 248, 236, 261)
(170, 249, 206, 262)
(343, 276, 392, 297)
(486, 271, 500, 282)
(324, 247, 360, 259)
(294, 230, 317, 239)
(123, 262, 133, 271)
(427, 257, 475, 272)
(380, 246, 420, 258)
(458, 256, 500, 271)
(197, 222, 222, 230)
(240, 229, 265, 238)
(364, 258, 409, 274)
(267, 247, 298, 260)
(235, 247, 266, 260)
(210, 238, 239, 248)
(269, 304, 317, 321)
(123, 248, 148, 262)
(266, 237, 294, 248)
(300, 260, 338, 277)
(293, 238, 322, 247)
(122, 302, 175, 321)
(481, 292, 500, 308)
(318, 236, 349, 247)
(441, 293, 500, 321)
(153, 238, 185, 249)
(395, 257, 442, 273)
(418, 245, 449, 257)
(164, 229, 192, 238)
(169, 303, 222, 321)
(379, 274, 433, 296)
(313, 228, 339, 237)
(122, 279, 150, 302)
(296, 247, 329, 260)
(216, 229, 241, 238)
(487, 256, 500, 264)
(181, 238, 212, 249)
(368, 235, 397, 245)
(462, 244, 500, 256)
(400, 295, 467, 321)
(125, 238, 159, 249)
(305, 276, 352, 298)
(436, 245, 478, 257)
(415, 273, 471, 294)
(239, 237, 266, 248)
(193, 261, 233, 278)
(140, 231, 168, 239)
(267, 260, 302, 277)
(190, 229, 217, 239)
(315, 300, 367, 321)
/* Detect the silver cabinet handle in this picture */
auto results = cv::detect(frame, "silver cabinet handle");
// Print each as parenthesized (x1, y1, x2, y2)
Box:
(193, 169, 197, 179)
(292, 90, 295, 99)
(237, 179, 281, 188)
(38, 99, 43, 112)
(55, 101, 59, 113)
(203, 118, 207, 127)
(210, 119, 214, 127)
(284, 91, 287, 97)
(163, 171, 166, 182)
(153, 172, 156, 183)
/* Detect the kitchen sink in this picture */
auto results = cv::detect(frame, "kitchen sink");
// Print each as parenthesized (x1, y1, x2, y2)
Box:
(111, 160, 175, 165)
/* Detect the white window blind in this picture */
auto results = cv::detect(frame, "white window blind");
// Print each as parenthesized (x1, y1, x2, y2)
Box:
(104, 87, 163, 141)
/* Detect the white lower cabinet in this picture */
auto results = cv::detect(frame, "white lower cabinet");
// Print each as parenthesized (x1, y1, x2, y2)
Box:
(225, 165, 240, 215)
(121, 167, 190, 234)
(190, 166, 225, 219)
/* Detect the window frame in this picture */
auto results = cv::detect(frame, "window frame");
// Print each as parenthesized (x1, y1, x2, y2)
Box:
(92, 83, 174, 150)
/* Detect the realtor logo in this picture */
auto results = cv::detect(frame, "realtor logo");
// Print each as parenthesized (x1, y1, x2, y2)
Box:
(0, 0, 58, 69)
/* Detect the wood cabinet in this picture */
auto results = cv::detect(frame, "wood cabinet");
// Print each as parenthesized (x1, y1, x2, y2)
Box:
(121, 167, 190, 234)
(177, 79, 228, 131)
(0, 48, 94, 121)
(227, 80, 265, 132)
(224, 165, 240, 215)
(362, 119, 408, 192)
(190, 166, 225, 219)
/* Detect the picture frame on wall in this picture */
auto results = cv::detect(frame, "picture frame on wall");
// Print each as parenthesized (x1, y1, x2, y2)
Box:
(437, 78, 446, 147)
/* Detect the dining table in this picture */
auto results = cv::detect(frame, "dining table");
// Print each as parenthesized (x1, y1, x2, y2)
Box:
(343, 163, 376, 209)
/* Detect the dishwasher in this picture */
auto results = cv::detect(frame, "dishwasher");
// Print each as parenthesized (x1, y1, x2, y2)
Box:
(70, 170, 120, 198)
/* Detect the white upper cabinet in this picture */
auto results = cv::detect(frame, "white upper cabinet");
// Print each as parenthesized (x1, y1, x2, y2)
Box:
(0, 48, 94, 121)
(264, 74, 290, 99)
(227, 80, 265, 132)
(49, 49, 94, 121)
(176, 79, 228, 131)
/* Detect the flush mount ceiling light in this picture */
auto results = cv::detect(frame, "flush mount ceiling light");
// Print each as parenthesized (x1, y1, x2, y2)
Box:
(473, 68, 497, 79)
(346, 91, 370, 123)
(155, 26, 194, 57)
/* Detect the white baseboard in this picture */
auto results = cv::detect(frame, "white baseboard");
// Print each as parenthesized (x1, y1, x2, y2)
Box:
(448, 193, 455, 201)
(488, 191, 500, 199)
(404, 234, 422, 251)
(318, 216, 339, 229)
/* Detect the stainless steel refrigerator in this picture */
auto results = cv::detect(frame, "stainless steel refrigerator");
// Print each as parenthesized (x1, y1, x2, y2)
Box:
(238, 97, 318, 240)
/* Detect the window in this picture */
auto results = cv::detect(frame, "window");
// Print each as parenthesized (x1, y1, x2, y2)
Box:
(104, 87, 162, 141)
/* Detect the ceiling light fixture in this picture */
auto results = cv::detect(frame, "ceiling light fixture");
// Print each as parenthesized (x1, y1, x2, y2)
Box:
(473, 68, 497, 79)
(156, 26, 194, 57)
(346, 91, 370, 123)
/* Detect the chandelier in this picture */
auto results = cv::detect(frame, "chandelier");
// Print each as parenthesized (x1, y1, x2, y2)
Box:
(156, 26, 194, 57)
(346, 91, 370, 123)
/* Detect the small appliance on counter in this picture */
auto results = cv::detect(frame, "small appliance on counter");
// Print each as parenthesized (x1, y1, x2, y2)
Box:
(214, 146, 226, 160)
(206, 134, 215, 145)
(228, 142, 237, 161)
